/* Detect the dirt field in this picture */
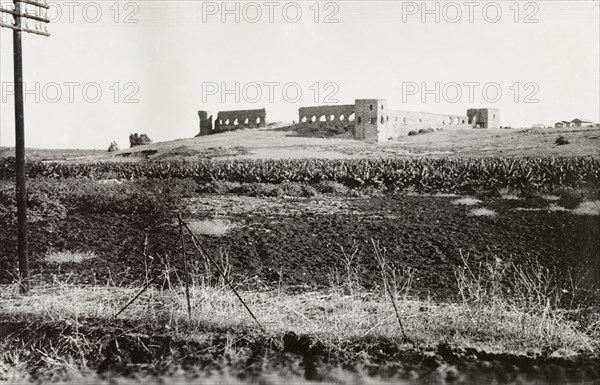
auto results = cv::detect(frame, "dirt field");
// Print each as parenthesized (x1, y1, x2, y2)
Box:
(1, 192, 597, 301)
(1, 189, 599, 383)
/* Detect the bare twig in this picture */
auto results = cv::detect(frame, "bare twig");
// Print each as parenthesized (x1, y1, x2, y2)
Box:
(113, 269, 172, 319)
(371, 239, 410, 344)
(178, 213, 192, 321)
(115, 226, 182, 319)
(179, 216, 265, 331)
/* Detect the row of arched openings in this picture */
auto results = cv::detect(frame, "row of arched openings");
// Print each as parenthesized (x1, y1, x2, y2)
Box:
(217, 116, 263, 127)
(300, 112, 355, 123)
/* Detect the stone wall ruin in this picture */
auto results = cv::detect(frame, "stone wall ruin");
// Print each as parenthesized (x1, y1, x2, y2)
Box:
(468, 108, 500, 129)
(198, 110, 214, 136)
(300, 99, 496, 143)
(197, 101, 499, 143)
(198, 108, 266, 136)
(298, 105, 356, 132)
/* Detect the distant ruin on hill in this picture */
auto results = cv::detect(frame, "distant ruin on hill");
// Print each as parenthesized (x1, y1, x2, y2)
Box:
(198, 101, 499, 143)
(197, 108, 266, 136)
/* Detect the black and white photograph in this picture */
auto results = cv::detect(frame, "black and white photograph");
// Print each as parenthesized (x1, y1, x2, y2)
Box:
(0, 1, 599, 384)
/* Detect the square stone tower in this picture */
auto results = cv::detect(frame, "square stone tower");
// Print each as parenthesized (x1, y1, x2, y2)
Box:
(467, 108, 500, 129)
(198, 110, 214, 135)
(353, 99, 388, 142)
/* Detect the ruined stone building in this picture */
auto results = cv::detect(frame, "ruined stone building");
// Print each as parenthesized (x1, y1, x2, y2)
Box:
(197, 100, 499, 143)
(467, 108, 500, 129)
(197, 108, 266, 136)
(299, 99, 499, 142)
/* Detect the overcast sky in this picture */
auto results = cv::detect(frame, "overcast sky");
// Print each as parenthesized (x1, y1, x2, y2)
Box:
(0, 0, 599, 149)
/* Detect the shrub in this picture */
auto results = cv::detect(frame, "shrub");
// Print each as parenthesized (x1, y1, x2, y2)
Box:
(238, 183, 284, 197)
(316, 180, 349, 194)
(0, 182, 67, 225)
(407, 131, 417, 136)
(107, 141, 120, 152)
(129, 133, 152, 148)
(280, 181, 318, 197)
(1, 158, 599, 194)
(555, 136, 569, 146)
(25, 179, 181, 217)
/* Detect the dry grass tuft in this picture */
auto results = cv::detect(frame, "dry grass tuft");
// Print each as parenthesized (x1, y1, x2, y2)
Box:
(2, 245, 596, 357)
(497, 188, 522, 200)
(1, 244, 598, 384)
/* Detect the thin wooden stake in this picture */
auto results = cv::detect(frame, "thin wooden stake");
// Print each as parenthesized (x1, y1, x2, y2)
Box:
(114, 271, 169, 319)
(372, 239, 411, 344)
(179, 213, 192, 321)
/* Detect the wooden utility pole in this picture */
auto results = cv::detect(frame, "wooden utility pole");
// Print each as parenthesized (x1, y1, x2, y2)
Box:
(0, 0, 50, 294)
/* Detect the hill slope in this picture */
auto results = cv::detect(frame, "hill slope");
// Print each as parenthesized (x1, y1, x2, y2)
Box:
(3, 124, 599, 162)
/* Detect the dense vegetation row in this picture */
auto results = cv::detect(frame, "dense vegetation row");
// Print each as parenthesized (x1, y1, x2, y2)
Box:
(1, 157, 599, 192)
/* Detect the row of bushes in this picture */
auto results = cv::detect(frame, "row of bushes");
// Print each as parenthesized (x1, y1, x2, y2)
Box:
(1, 157, 599, 193)
(408, 128, 437, 136)
(0, 178, 357, 225)
(0, 178, 193, 225)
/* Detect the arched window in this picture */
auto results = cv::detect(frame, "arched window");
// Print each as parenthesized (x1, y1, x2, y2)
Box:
(330, 114, 335, 121)
(234, 118, 239, 125)
(340, 114, 345, 121)
(301, 116, 307, 123)
(225, 119, 230, 125)
(319, 115, 327, 122)
(311, 116, 317, 123)
(349, 113, 355, 122)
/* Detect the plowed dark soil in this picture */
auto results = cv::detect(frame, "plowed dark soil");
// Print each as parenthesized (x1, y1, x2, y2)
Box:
(1, 194, 598, 302)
